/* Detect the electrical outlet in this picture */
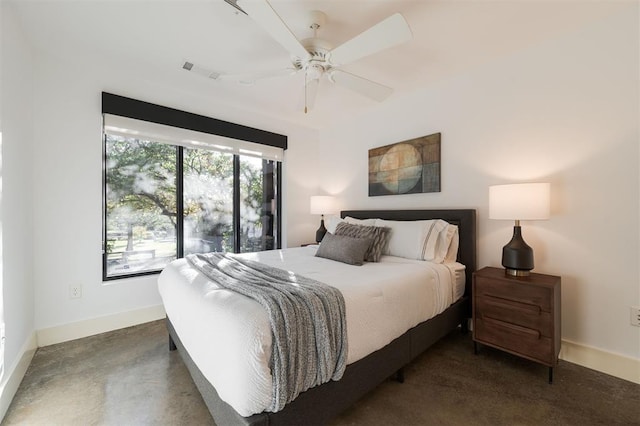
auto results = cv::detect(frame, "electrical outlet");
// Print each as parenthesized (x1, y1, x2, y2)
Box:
(631, 306, 640, 327)
(69, 285, 82, 299)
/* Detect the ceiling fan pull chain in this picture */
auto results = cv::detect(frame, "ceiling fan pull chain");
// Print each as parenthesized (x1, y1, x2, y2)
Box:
(304, 70, 308, 114)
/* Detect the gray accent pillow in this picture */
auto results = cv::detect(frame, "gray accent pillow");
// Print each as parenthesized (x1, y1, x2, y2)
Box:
(334, 222, 391, 262)
(315, 233, 371, 266)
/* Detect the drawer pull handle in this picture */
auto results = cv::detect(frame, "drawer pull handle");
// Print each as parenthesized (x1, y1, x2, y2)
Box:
(484, 294, 542, 314)
(483, 316, 541, 339)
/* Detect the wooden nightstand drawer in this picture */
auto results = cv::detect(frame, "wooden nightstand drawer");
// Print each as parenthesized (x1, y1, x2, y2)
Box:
(475, 276, 552, 312)
(475, 317, 554, 365)
(476, 294, 553, 335)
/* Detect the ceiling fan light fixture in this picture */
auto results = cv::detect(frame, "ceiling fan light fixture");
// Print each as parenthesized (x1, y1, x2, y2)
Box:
(306, 63, 324, 81)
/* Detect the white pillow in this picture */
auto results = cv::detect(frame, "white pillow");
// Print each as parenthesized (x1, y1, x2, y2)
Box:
(423, 220, 450, 262)
(374, 219, 430, 260)
(443, 225, 460, 263)
(374, 219, 458, 263)
(325, 215, 344, 234)
(344, 216, 377, 226)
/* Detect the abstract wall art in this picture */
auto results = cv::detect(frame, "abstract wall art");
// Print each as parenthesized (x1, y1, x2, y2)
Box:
(368, 133, 441, 196)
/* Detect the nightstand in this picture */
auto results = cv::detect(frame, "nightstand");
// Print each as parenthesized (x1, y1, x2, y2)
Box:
(472, 266, 561, 383)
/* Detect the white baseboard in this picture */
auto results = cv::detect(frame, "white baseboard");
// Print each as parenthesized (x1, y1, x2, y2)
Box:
(560, 338, 640, 384)
(36, 304, 166, 347)
(0, 331, 37, 420)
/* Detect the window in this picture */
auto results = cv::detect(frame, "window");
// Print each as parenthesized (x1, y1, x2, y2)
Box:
(182, 147, 234, 255)
(105, 136, 178, 277)
(102, 93, 286, 280)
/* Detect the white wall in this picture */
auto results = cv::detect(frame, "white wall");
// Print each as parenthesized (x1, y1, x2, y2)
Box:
(29, 51, 319, 335)
(0, 1, 37, 416)
(319, 5, 639, 366)
(282, 125, 323, 247)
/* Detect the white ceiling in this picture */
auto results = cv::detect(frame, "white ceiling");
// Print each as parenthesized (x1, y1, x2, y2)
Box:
(9, 0, 621, 130)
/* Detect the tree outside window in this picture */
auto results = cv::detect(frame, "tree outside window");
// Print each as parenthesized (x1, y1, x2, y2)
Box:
(104, 135, 279, 279)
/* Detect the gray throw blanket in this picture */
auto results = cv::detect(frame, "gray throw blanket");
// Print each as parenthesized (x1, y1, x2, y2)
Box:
(186, 252, 348, 413)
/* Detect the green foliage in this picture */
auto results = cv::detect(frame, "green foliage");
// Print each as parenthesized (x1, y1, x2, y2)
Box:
(105, 135, 273, 255)
(106, 136, 177, 232)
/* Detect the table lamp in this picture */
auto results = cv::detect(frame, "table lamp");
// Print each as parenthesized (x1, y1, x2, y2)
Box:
(489, 183, 550, 276)
(310, 195, 336, 243)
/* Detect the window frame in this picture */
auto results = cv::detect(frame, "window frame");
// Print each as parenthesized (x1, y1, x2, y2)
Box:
(101, 93, 286, 281)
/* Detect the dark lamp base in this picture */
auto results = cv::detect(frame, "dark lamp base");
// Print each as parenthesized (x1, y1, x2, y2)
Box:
(315, 218, 327, 243)
(502, 225, 534, 277)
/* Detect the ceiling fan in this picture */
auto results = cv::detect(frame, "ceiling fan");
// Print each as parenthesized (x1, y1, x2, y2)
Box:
(185, 0, 413, 113)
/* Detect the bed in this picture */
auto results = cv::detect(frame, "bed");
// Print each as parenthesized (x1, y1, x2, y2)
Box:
(160, 209, 476, 425)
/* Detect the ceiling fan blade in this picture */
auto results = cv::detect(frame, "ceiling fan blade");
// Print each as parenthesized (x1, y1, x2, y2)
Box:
(329, 13, 412, 65)
(329, 70, 393, 102)
(237, 0, 311, 61)
(223, 0, 246, 15)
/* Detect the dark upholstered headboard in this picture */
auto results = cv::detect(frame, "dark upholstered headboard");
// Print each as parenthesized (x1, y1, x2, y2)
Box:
(340, 209, 477, 298)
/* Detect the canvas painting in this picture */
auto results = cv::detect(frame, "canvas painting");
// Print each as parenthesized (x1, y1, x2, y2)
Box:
(368, 133, 441, 196)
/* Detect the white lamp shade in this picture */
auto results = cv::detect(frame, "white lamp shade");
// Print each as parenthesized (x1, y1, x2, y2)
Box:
(489, 183, 550, 220)
(310, 195, 337, 215)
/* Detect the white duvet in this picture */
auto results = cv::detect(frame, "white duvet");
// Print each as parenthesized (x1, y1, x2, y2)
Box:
(158, 246, 464, 416)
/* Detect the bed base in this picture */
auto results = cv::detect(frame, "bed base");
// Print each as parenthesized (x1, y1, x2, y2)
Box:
(167, 298, 468, 426)
(167, 208, 476, 425)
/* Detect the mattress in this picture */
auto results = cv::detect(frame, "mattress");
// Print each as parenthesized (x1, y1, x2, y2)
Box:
(158, 246, 465, 416)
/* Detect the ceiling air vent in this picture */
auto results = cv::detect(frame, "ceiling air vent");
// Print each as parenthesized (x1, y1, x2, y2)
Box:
(182, 60, 220, 80)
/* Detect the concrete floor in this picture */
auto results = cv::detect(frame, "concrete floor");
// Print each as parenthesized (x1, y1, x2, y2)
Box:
(3, 320, 213, 425)
(3, 320, 639, 425)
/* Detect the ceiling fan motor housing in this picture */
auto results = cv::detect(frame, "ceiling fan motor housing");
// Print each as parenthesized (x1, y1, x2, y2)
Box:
(292, 37, 334, 78)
